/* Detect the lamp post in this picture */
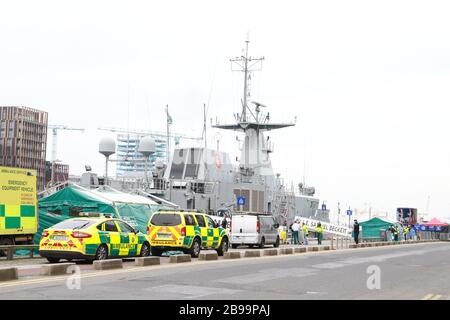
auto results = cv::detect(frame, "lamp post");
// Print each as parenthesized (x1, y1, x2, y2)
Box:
(338, 202, 341, 225)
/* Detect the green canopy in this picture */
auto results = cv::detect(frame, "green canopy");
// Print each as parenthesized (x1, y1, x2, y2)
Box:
(359, 217, 394, 238)
(35, 186, 160, 244)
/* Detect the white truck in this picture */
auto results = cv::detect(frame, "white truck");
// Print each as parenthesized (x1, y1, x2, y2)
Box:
(230, 213, 280, 248)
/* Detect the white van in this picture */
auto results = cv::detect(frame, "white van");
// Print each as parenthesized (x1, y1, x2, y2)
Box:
(230, 213, 280, 248)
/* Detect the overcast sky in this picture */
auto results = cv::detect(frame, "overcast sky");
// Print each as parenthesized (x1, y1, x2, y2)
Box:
(1, 0, 449, 219)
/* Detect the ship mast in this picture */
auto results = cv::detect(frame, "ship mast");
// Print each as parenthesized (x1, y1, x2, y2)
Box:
(213, 38, 296, 175)
(230, 36, 264, 123)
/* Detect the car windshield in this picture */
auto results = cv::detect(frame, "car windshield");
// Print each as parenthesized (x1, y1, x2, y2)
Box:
(51, 219, 96, 230)
(150, 214, 182, 226)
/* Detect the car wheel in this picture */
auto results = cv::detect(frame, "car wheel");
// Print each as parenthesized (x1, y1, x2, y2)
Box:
(248, 244, 254, 248)
(140, 242, 150, 257)
(189, 238, 201, 258)
(46, 257, 60, 264)
(216, 238, 229, 256)
(274, 236, 280, 248)
(231, 244, 238, 249)
(151, 246, 162, 256)
(259, 237, 265, 249)
(95, 244, 108, 260)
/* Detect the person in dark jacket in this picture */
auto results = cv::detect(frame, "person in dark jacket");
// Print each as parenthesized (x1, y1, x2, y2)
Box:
(353, 220, 360, 244)
(221, 217, 228, 229)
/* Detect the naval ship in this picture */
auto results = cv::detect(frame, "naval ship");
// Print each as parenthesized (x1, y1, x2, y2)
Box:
(143, 40, 326, 225)
(67, 39, 327, 225)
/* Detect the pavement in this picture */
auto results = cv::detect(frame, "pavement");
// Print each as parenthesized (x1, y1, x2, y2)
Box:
(0, 241, 449, 299)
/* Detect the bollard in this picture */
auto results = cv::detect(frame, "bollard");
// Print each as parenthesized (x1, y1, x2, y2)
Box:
(169, 254, 192, 263)
(244, 250, 262, 258)
(135, 257, 160, 266)
(40, 263, 76, 276)
(294, 247, 307, 254)
(199, 251, 218, 261)
(264, 249, 278, 256)
(93, 259, 123, 270)
(279, 247, 294, 255)
(331, 237, 334, 250)
(224, 251, 241, 259)
(0, 267, 18, 282)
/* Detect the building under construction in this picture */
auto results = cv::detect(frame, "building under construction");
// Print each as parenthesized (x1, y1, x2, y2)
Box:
(0, 106, 48, 191)
(116, 133, 167, 177)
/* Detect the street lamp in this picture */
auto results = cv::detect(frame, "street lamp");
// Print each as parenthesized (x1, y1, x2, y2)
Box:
(338, 202, 341, 225)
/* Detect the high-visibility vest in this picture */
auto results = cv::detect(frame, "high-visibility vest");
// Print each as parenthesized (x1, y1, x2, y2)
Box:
(302, 225, 309, 235)
(393, 228, 398, 235)
(315, 226, 324, 234)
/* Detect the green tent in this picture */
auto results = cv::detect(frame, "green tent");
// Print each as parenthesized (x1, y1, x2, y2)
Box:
(35, 185, 160, 244)
(359, 217, 394, 239)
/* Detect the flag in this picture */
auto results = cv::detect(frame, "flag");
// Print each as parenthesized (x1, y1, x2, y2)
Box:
(166, 107, 173, 125)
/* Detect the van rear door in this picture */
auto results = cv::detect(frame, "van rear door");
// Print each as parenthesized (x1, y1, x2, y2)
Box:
(231, 215, 258, 245)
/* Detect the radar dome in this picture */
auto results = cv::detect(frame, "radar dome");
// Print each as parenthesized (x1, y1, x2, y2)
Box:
(99, 137, 116, 157)
(138, 136, 156, 157)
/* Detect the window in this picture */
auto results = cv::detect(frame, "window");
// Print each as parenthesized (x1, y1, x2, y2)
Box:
(117, 221, 135, 233)
(184, 214, 197, 226)
(195, 215, 206, 227)
(260, 216, 272, 228)
(150, 213, 182, 226)
(52, 219, 95, 230)
(205, 216, 216, 228)
(104, 220, 119, 232)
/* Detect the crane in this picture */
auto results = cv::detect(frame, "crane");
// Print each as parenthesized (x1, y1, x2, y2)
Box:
(97, 126, 202, 141)
(48, 125, 85, 161)
(48, 125, 85, 184)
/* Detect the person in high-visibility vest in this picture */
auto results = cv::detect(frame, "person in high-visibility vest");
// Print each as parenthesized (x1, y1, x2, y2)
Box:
(302, 223, 309, 245)
(315, 223, 324, 245)
(403, 226, 409, 241)
(393, 226, 399, 241)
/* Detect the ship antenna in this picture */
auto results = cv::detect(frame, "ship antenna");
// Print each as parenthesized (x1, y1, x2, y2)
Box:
(230, 34, 264, 123)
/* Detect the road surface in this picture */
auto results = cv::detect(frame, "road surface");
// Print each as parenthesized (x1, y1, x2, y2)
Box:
(0, 242, 449, 300)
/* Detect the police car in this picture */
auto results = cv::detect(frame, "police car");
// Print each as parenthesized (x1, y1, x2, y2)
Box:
(39, 216, 151, 263)
(147, 210, 229, 258)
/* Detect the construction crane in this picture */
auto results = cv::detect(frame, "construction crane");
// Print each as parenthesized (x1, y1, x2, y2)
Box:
(97, 127, 202, 141)
(48, 125, 85, 184)
(48, 125, 85, 161)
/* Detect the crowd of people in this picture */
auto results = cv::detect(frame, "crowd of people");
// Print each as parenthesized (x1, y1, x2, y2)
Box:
(386, 224, 419, 241)
(352, 219, 420, 244)
(289, 219, 324, 245)
(288, 219, 420, 246)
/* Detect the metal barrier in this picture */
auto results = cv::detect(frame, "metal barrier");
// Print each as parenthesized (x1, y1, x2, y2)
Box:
(330, 236, 352, 250)
(0, 245, 39, 260)
(439, 233, 449, 241)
